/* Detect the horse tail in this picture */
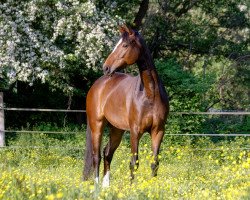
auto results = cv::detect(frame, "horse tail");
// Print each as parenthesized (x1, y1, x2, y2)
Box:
(83, 119, 93, 180)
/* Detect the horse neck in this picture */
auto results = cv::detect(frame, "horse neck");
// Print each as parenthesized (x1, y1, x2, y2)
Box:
(137, 48, 160, 100)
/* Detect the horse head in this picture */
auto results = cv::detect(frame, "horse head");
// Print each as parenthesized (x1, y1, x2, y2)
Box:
(103, 25, 142, 75)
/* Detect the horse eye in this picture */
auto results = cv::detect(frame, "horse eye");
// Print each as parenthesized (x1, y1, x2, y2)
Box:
(131, 40, 136, 44)
(122, 43, 128, 48)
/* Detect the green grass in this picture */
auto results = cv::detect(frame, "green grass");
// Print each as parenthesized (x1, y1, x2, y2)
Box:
(0, 132, 250, 200)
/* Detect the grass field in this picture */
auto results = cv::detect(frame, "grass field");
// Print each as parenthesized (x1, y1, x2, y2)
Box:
(0, 132, 250, 200)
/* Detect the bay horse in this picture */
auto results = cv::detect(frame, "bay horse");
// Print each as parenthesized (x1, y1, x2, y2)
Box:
(83, 25, 169, 187)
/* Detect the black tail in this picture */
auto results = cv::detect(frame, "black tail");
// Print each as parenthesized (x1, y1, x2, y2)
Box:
(83, 119, 93, 180)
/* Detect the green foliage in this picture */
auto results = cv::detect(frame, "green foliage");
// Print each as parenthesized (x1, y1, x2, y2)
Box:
(0, 67, 14, 91)
(154, 59, 249, 141)
(142, 0, 249, 110)
(2, 1, 249, 144)
(156, 59, 213, 111)
(156, 59, 208, 141)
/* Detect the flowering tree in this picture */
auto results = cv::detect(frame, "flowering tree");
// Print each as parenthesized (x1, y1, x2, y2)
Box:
(0, 0, 123, 94)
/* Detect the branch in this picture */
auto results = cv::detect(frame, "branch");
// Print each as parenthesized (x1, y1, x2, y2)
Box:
(158, 0, 169, 14)
(205, 99, 222, 111)
(175, 0, 200, 17)
(133, 0, 149, 29)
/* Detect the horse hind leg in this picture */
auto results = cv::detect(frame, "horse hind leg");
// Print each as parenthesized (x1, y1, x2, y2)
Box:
(89, 119, 106, 186)
(102, 126, 124, 187)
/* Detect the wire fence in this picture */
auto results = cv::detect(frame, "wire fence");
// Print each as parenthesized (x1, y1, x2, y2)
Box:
(1, 107, 250, 135)
(1, 145, 250, 152)
(1, 130, 250, 137)
(1, 107, 250, 115)
(0, 107, 250, 150)
(1, 107, 86, 112)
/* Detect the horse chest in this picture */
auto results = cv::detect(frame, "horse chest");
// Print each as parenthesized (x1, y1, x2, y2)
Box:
(139, 112, 153, 133)
(130, 99, 165, 133)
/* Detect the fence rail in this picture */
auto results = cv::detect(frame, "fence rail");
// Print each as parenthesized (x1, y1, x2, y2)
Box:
(171, 111, 250, 115)
(1, 107, 86, 112)
(1, 145, 250, 151)
(1, 107, 250, 115)
(0, 105, 249, 147)
(1, 130, 249, 137)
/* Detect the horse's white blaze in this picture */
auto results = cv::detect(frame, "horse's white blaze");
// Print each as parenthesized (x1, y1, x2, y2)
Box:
(112, 38, 122, 53)
(102, 171, 110, 187)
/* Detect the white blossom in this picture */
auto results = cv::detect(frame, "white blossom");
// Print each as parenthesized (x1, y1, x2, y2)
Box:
(0, 0, 124, 93)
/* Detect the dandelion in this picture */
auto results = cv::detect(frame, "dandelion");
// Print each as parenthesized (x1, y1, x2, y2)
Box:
(46, 194, 55, 200)
(117, 192, 124, 198)
(56, 192, 63, 199)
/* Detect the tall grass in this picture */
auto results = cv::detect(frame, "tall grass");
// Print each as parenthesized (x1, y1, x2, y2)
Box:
(0, 128, 249, 199)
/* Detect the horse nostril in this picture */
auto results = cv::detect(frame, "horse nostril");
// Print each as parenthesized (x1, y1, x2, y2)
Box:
(103, 66, 110, 75)
(103, 66, 107, 72)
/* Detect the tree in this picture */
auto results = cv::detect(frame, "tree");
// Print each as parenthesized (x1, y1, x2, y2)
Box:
(1, 0, 249, 112)
(139, 0, 250, 110)
(0, 0, 123, 95)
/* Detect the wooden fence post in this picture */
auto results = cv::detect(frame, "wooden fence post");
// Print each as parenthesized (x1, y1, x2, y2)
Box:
(0, 92, 5, 147)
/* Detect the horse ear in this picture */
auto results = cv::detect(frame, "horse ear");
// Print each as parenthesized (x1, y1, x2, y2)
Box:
(119, 24, 134, 35)
(119, 26, 126, 34)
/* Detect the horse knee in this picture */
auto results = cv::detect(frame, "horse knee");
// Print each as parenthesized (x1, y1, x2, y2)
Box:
(93, 153, 101, 167)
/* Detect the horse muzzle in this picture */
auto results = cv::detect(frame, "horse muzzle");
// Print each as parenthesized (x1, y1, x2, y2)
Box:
(103, 65, 115, 76)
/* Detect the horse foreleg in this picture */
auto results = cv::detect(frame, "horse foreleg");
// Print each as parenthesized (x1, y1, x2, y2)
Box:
(150, 129, 164, 177)
(103, 126, 124, 187)
(129, 131, 141, 182)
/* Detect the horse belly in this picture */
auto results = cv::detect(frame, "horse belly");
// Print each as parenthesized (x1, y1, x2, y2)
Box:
(104, 99, 130, 131)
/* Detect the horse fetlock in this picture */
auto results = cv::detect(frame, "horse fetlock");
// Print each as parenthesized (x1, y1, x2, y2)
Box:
(102, 171, 110, 188)
(130, 161, 139, 173)
(151, 162, 159, 177)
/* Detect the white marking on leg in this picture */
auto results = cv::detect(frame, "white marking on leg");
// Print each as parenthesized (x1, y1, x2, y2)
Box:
(102, 171, 110, 187)
(112, 38, 122, 53)
(95, 176, 99, 184)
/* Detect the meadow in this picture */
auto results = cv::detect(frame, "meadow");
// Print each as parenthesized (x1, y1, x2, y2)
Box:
(0, 130, 250, 200)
